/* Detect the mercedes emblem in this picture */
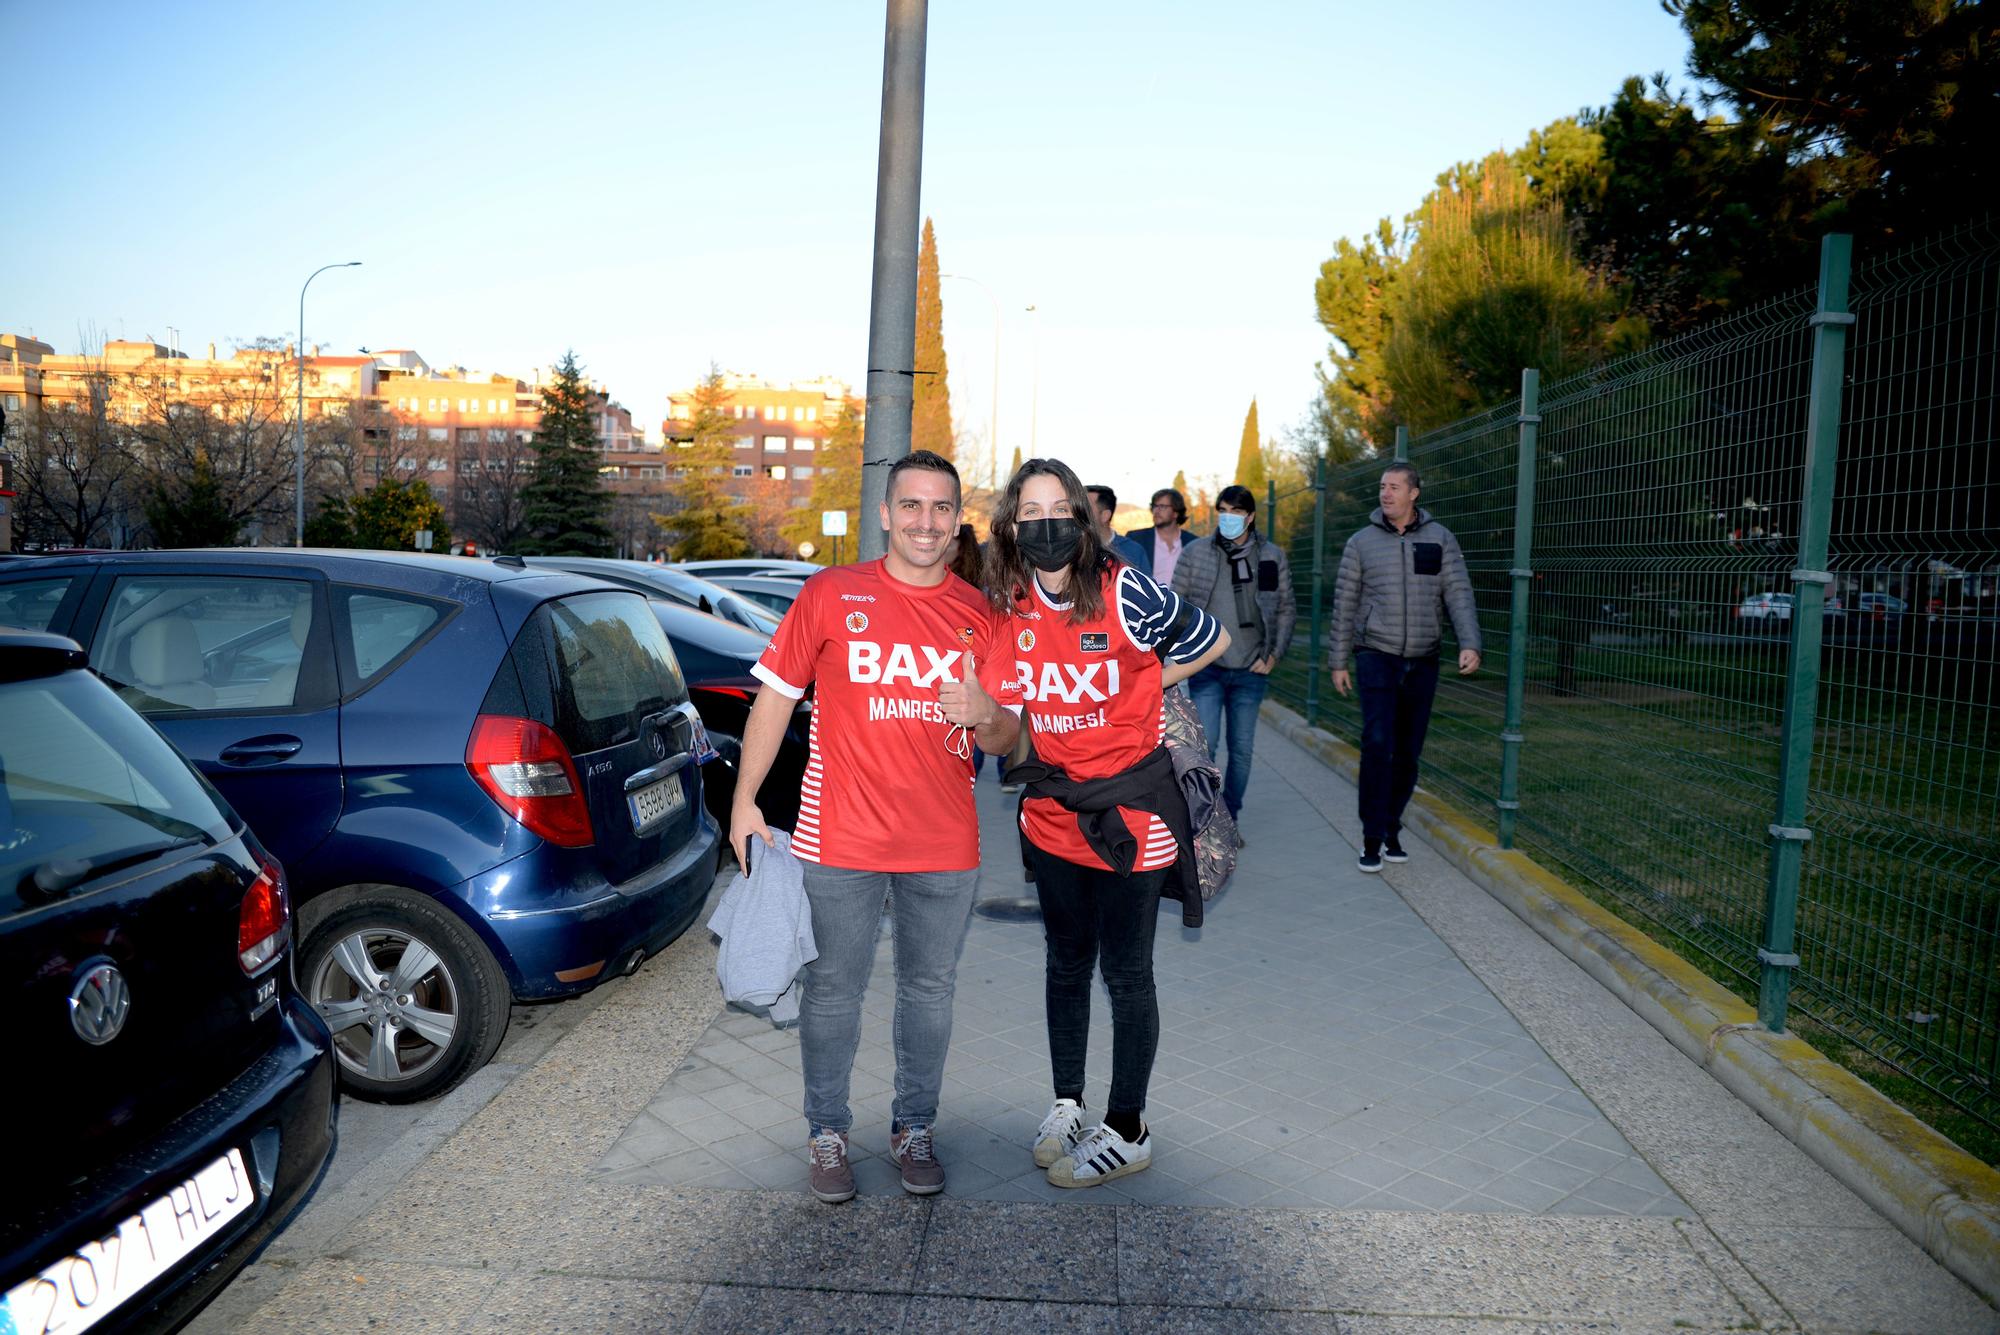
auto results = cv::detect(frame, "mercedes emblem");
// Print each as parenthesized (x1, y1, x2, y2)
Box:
(69, 962, 131, 1045)
(649, 730, 667, 760)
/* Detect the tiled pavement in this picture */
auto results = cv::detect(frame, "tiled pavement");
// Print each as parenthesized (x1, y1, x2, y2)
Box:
(596, 738, 1685, 1217)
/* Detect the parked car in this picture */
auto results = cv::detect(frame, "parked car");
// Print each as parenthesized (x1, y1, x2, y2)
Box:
(675, 558, 820, 583)
(0, 629, 335, 1334)
(645, 599, 811, 832)
(1737, 592, 1794, 624)
(0, 551, 722, 1104)
(517, 556, 780, 634)
(705, 573, 804, 617)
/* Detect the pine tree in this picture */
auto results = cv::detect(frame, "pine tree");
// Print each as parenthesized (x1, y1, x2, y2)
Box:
(145, 449, 239, 547)
(781, 398, 863, 564)
(1234, 399, 1267, 494)
(519, 351, 613, 555)
(1171, 468, 1189, 501)
(1009, 446, 1022, 479)
(654, 365, 752, 559)
(912, 217, 954, 461)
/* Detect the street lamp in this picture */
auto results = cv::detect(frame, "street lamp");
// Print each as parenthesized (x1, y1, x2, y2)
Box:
(941, 273, 999, 490)
(296, 261, 361, 546)
(1024, 303, 1041, 456)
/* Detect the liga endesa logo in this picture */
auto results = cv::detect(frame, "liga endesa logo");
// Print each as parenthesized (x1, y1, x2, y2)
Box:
(845, 611, 869, 634)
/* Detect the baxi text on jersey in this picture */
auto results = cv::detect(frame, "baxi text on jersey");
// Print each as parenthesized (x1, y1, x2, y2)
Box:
(848, 641, 966, 687)
(1014, 660, 1123, 704)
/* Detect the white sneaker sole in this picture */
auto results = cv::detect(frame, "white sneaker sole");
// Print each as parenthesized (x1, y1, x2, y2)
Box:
(811, 1182, 856, 1203)
(1048, 1153, 1151, 1188)
(1033, 1136, 1073, 1169)
(1358, 860, 1383, 874)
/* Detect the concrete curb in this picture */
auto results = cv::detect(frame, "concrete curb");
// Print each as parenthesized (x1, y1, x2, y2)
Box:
(1261, 698, 2000, 1309)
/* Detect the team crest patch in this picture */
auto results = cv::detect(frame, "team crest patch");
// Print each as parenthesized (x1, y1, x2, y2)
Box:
(845, 611, 869, 634)
(1079, 632, 1109, 653)
(1017, 628, 1036, 652)
(956, 625, 977, 646)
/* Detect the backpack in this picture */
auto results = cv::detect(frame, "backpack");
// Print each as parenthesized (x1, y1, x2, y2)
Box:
(1156, 609, 1238, 900)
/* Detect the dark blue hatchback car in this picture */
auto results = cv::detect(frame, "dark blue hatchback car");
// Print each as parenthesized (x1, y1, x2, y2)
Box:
(0, 551, 723, 1103)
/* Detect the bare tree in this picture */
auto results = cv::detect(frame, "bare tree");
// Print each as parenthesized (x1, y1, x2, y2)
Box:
(452, 425, 537, 554)
(11, 349, 143, 548)
(125, 342, 297, 542)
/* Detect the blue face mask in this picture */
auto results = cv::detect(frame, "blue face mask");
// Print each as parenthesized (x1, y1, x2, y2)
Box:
(1217, 512, 1249, 541)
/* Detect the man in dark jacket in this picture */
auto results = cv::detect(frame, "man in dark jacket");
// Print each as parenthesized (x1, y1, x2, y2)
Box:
(1328, 463, 1481, 872)
(1173, 485, 1296, 839)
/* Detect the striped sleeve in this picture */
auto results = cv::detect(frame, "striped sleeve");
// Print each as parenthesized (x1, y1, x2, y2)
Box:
(1116, 565, 1220, 664)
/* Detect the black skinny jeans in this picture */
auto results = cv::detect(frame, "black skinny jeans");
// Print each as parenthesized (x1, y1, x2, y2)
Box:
(1027, 844, 1168, 1119)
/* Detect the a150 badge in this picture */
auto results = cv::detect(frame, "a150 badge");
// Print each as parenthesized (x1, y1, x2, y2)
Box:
(845, 612, 869, 633)
(1017, 628, 1036, 652)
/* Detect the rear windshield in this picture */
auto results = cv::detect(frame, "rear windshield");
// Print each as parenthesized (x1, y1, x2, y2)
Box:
(0, 670, 231, 913)
(0, 577, 73, 631)
(535, 593, 688, 755)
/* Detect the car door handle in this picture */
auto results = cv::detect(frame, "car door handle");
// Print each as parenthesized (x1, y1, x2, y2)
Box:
(221, 736, 304, 766)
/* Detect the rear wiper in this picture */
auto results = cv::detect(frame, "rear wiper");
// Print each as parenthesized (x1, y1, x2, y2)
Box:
(20, 834, 206, 904)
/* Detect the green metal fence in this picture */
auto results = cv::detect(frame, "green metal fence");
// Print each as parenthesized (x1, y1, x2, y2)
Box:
(1270, 223, 2000, 1135)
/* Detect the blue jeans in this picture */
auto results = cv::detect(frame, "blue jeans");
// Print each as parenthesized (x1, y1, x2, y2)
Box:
(1187, 666, 1270, 819)
(1355, 649, 1440, 845)
(799, 863, 978, 1134)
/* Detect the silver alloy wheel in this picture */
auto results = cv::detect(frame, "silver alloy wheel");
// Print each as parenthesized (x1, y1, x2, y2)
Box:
(309, 926, 460, 1084)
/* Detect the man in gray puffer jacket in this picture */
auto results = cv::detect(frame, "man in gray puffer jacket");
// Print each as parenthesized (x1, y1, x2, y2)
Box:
(1328, 462, 1482, 872)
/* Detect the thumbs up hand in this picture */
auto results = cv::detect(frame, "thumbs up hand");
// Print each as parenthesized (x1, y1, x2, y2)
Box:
(938, 648, 996, 728)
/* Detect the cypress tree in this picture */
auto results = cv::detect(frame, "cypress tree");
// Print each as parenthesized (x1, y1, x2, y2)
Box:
(1234, 399, 1267, 494)
(912, 217, 954, 461)
(519, 351, 613, 555)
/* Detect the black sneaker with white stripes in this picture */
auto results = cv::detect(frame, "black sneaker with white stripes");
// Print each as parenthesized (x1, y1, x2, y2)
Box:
(1047, 1121, 1151, 1188)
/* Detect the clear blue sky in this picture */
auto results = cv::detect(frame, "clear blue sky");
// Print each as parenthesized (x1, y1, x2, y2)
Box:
(6, 0, 1692, 511)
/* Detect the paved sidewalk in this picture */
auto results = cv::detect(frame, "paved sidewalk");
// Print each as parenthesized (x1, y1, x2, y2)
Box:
(602, 758, 1685, 1218)
(216, 726, 1998, 1333)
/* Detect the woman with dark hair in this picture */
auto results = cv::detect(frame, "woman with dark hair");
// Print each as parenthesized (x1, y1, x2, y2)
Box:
(945, 522, 983, 588)
(985, 457, 1229, 1187)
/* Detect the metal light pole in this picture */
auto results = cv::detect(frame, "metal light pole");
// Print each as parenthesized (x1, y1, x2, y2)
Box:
(296, 261, 361, 546)
(941, 273, 999, 489)
(1025, 303, 1040, 456)
(858, 0, 928, 562)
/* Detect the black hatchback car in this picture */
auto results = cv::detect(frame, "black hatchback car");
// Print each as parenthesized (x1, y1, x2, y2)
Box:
(0, 630, 335, 1334)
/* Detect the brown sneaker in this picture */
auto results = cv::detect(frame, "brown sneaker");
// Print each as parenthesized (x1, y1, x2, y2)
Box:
(808, 1130, 855, 1203)
(889, 1123, 945, 1195)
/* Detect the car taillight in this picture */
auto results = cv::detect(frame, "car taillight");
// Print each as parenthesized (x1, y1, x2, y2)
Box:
(466, 714, 595, 848)
(239, 854, 290, 975)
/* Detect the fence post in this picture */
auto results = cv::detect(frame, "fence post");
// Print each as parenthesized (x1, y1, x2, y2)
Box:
(1758, 233, 1854, 1033)
(1498, 370, 1540, 849)
(1304, 450, 1327, 729)
(1266, 479, 1278, 546)
(1394, 425, 1409, 463)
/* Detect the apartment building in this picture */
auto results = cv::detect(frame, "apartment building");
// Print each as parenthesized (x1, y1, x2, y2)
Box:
(656, 371, 850, 509)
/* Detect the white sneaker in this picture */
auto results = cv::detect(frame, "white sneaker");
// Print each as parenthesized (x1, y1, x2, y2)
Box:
(1032, 1098, 1087, 1169)
(1047, 1121, 1151, 1188)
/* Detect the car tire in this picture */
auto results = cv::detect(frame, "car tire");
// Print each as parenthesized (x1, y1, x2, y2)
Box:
(298, 889, 511, 1104)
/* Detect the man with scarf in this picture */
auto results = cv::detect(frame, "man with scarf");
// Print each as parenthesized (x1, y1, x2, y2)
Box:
(1171, 485, 1296, 841)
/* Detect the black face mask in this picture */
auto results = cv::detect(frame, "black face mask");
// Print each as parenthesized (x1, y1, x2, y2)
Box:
(1015, 517, 1081, 574)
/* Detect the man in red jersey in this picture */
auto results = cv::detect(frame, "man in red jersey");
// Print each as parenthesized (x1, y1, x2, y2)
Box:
(731, 450, 1021, 1204)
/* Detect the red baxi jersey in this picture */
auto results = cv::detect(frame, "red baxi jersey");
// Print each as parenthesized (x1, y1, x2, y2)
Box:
(1013, 563, 1221, 871)
(751, 559, 1019, 872)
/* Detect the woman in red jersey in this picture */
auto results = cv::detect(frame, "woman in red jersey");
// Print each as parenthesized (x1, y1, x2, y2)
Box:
(985, 457, 1229, 1188)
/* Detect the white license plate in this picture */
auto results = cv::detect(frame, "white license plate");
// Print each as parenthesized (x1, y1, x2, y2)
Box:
(629, 775, 685, 833)
(2, 1147, 256, 1335)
